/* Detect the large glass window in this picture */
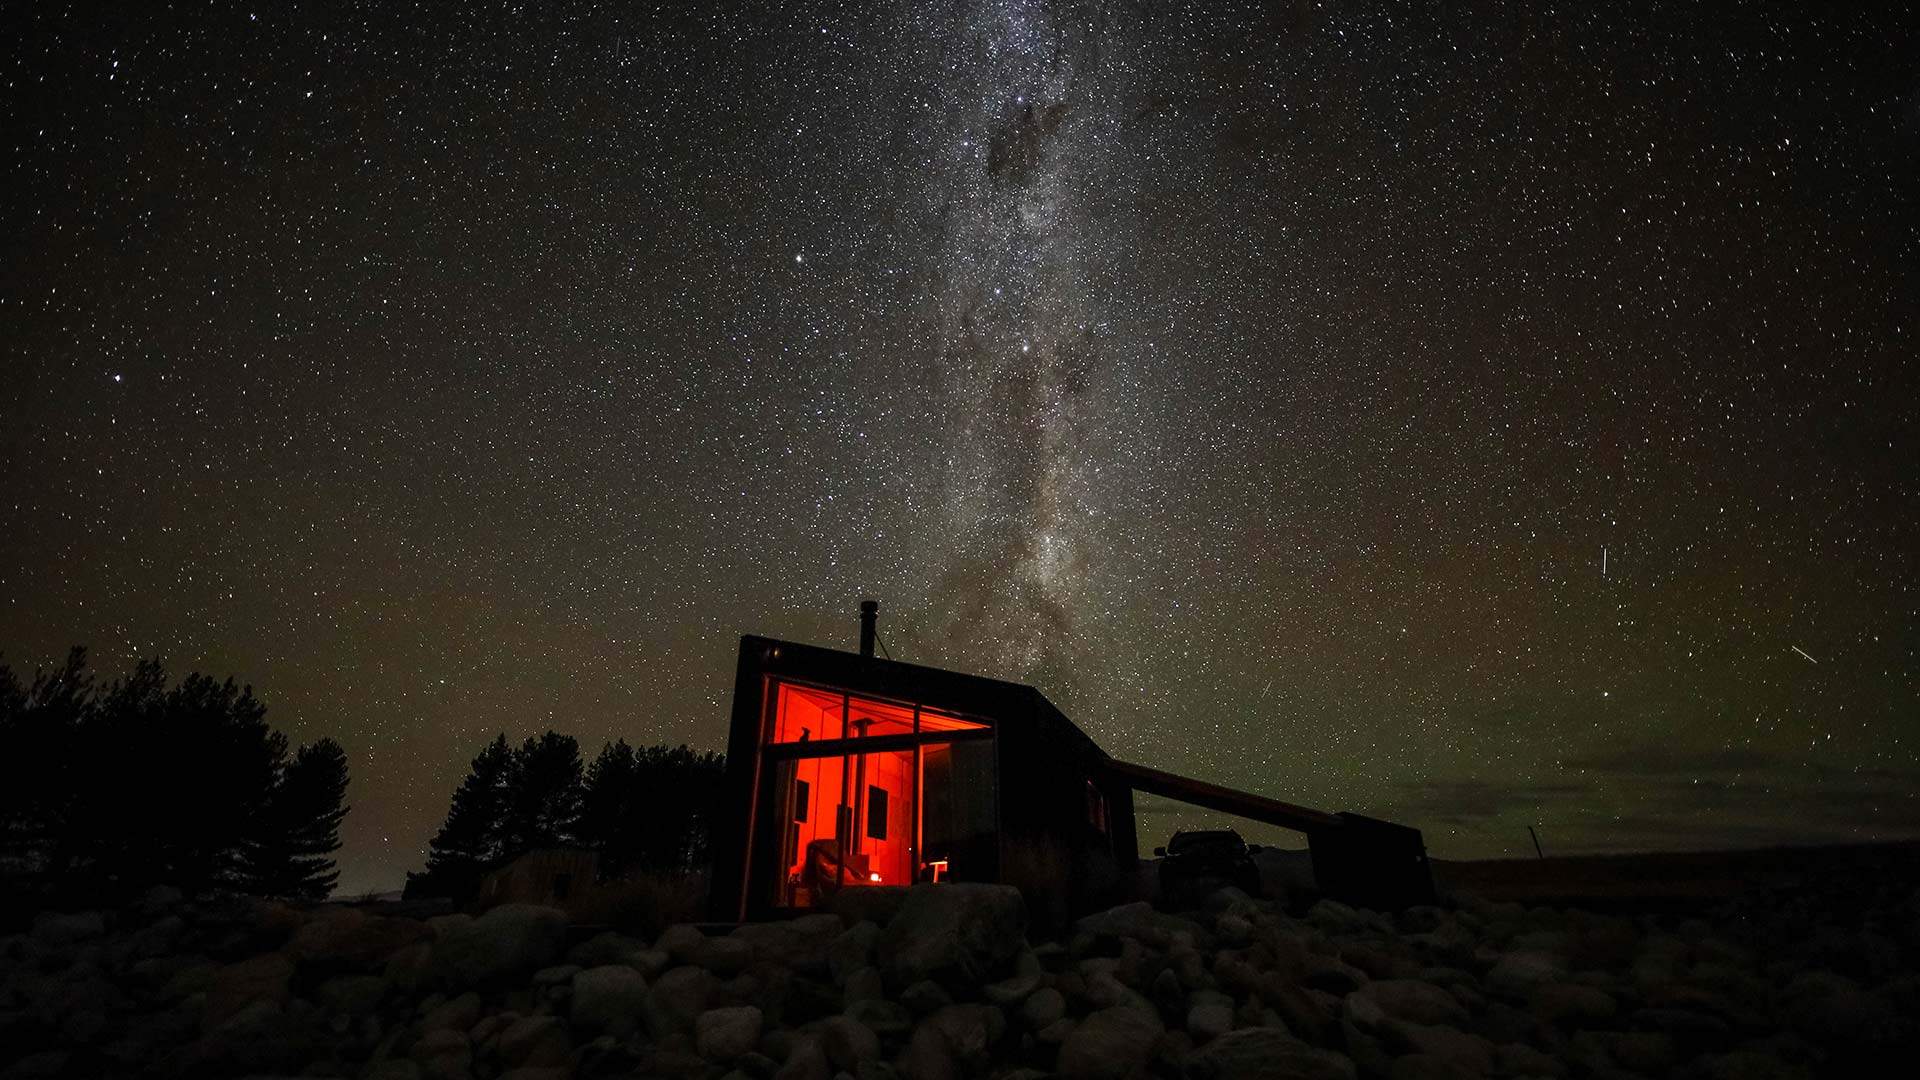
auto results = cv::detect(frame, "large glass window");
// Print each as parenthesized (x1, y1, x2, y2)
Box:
(768, 682, 987, 743)
(759, 679, 995, 910)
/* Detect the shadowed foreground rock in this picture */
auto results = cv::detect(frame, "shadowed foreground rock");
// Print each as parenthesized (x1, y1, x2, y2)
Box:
(2, 876, 1917, 1079)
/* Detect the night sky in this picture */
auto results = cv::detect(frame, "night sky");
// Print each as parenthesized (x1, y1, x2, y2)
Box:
(4, 2, 1917, 896)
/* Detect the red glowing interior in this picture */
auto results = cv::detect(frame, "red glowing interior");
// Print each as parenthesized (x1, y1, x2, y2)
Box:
(767, 681, 988, 901)
(770, 682, 985, 743)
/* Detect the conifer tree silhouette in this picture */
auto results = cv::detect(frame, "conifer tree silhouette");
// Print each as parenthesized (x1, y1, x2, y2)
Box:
(417, 734, 514, 902)
(242, 738, 350, 899)
(0, 648, 349, 903)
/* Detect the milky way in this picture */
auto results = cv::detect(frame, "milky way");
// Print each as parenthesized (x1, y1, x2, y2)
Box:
(3, 1, 1916, 892)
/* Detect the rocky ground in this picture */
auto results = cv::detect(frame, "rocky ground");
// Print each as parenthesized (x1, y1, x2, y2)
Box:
(1, 874, 1915, 1080)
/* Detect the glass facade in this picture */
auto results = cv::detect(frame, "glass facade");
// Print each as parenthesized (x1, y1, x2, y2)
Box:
(758, 679, 995, 909)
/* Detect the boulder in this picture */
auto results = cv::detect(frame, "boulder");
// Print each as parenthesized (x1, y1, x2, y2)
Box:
(657, 923, 708, 965)
(732, 917, 840, 975)
(1022, 987, 1067, 1030)
(1527, 981, 1616, 1025)
(567, 931, 646, 969)
(901, 980, 955, 1016)
(828, 922, 882, 984)
(696, 1004, 764, 1061)
(429, 905, 566, 987)
(31, 911, 106, 950)
(421, 991, 483, 1032)
(410, 1026, 472, 1080)
(830, 884, 912, 927)
(288, 908, 429, 974)
(494, 1015, 569, 1068)
(899, 1024, 957, 1080)
(879, 884, 1027, 988)
(532, 963, 580, 987)
(385, 941, 434, 994)
(1057, 1006, 1163, 1080)
(984, 972, 1042, 1006)
(647, 965, 722, 1035)
(1354, 980, 1470, 1028)
(1383, 1022, 1494, 1076)
(920, 1003, 1007, 1069)
(571, 964, 649, 1035)
(1299, 953, 1368, 995)
(847, 998, 914, 1038)
(202, 951, 293, 1030)
(844, 965, 885, 1004)
(1493, 1042, 1565, 1078)
(1188, 1026, 1359, 1080)
(1483, 952, 1562, 998)
(1306, 901, 1392, 937)
(315, 973, 387, 1016)
(1188, 1002, 1235, 1042)
(705, 936, 756, 975)
(819, 1014, 881, 1067)
(1072, 902, 1201, 951)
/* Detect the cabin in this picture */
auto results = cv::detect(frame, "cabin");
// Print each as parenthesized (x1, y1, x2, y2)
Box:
(708, 603, 1435, 928)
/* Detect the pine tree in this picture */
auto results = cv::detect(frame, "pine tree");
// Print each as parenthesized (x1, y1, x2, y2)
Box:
(242, 739, 350, 899)
(417, 734, 514, 901)
(500, 731, 585, 853)
(580, 739, 638, 876)
(0, 648, 90, 881)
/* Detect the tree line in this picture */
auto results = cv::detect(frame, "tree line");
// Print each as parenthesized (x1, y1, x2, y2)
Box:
(0, 647, 349, 905)
(409, 732, 724, 904)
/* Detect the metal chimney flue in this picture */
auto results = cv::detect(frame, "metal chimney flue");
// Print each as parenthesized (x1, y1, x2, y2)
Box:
(859, 600, 879, 658)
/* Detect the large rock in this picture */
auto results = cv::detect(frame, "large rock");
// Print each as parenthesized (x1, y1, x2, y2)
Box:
(202, 951, 293, 1030)
(571, 964, 649, 1035)
(385, 941, 434, 993)
(1354, 980, 1469, 1027)
(411, 1027, 472, 1080)
(1022, 987, 1067, 1030)
(1527, 981, 1616, 1025)
(695, 1004, 764, 1060)
(818, 1015, 881, 1067)
(498, 1015, 571, 1068)
(1483, 952, 1562, 997)
(429, 904, 566, 987)
(1057, 1006, 1162, 1080)
(656, 923, 708, 965)
(288, 908, 430, 975)
(1188, 1001, 1235, 1043)
(421, 991, 482, 1032)
(828, 922, 882, 984)
(31, 911, 106, 950)
(920, 1004, 1008, 1070)
(566, 931, 646, 969)
(1383, 1022, 1494, 1076)
(1072, 902, 1206, 953)
(880, 884, 1027, 988)
(315, 973, 387, 1016)
(1187, 1027, 1358, 1080)
(646, 965, 722, 1035)
(732, 916, 840, 975)
(848, 998, 914, 1038)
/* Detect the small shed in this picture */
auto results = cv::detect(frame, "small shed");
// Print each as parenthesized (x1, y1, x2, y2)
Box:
(708, 604, 1435, 928)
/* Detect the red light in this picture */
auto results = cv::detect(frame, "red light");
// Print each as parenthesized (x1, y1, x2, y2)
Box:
(869, 872, 882, 882)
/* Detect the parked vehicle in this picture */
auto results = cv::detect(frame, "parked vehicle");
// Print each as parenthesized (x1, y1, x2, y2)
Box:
(1155, 828, 1262, 908)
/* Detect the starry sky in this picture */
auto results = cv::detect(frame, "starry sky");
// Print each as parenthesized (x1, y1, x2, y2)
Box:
(4, 2, 1917, 896)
